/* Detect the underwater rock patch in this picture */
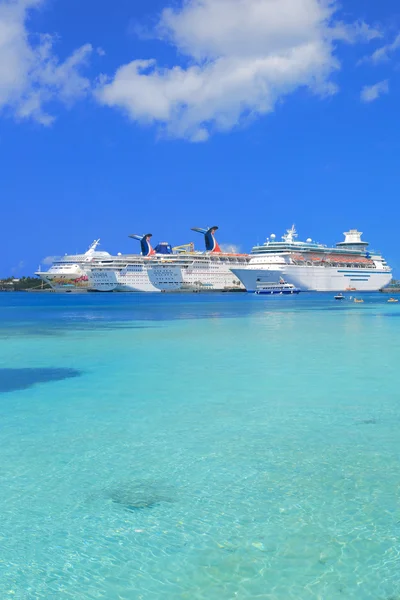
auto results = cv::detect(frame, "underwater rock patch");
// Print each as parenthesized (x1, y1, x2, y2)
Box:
(0, 368, 82, 393)
(105, 481, 174, 512)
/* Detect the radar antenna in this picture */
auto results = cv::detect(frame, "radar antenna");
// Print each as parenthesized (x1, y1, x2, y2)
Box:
(282, 225, 297, 243)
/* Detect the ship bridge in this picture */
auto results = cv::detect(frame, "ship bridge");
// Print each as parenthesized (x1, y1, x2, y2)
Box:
(336, 230, 369, 252)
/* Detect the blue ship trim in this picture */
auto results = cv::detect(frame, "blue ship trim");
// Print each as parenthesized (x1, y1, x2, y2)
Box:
(340, 272, 371, 276)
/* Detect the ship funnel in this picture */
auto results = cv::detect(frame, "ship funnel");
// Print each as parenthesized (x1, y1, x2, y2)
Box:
(129, 233, 156, 256)
(191, 226, 221, 253)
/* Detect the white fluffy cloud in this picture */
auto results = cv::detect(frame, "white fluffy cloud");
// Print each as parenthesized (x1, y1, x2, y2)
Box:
(219, 243, 241, 254)
(360, 79, 389, 103)
(41, 255, 57, 265)
(0, 0, 92, 124)
(361, 33, 400, 65)
(97, 0, 378, 141)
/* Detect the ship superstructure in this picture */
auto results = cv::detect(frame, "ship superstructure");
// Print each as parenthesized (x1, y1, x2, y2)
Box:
(231, 226, 392, 292)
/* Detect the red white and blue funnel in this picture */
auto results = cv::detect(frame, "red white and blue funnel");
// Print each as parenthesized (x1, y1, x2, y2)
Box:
(191, 226, 221, 253)
(129, 233, 156, 256)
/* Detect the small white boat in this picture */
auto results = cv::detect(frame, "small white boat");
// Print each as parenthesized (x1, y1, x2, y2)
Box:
(255, 281, 300, 295)
(334, 293, 345, 300)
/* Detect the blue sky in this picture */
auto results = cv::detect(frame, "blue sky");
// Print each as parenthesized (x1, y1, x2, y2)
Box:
(1, 0, 400, 276)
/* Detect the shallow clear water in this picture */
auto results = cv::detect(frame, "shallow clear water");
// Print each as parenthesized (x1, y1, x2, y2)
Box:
(0, 292, 399, 600)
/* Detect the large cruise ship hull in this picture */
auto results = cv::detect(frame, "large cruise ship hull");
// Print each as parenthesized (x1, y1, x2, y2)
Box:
(231, 266, 392, 292)
(89, 262, 245, 292)
(89, 265, 183, 292)
(38, 273, 90, 292)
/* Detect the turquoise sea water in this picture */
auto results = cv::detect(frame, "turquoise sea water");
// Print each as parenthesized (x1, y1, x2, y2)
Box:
(0, 292, 399, 600)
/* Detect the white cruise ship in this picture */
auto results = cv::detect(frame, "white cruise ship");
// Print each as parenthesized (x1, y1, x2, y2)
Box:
(231, 226, 392, 292)
(87, 227, 249, 292)
(36, 240, 112, 291)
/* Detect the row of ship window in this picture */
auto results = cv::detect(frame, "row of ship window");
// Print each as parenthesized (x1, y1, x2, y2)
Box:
(290, 262, 375, 268)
